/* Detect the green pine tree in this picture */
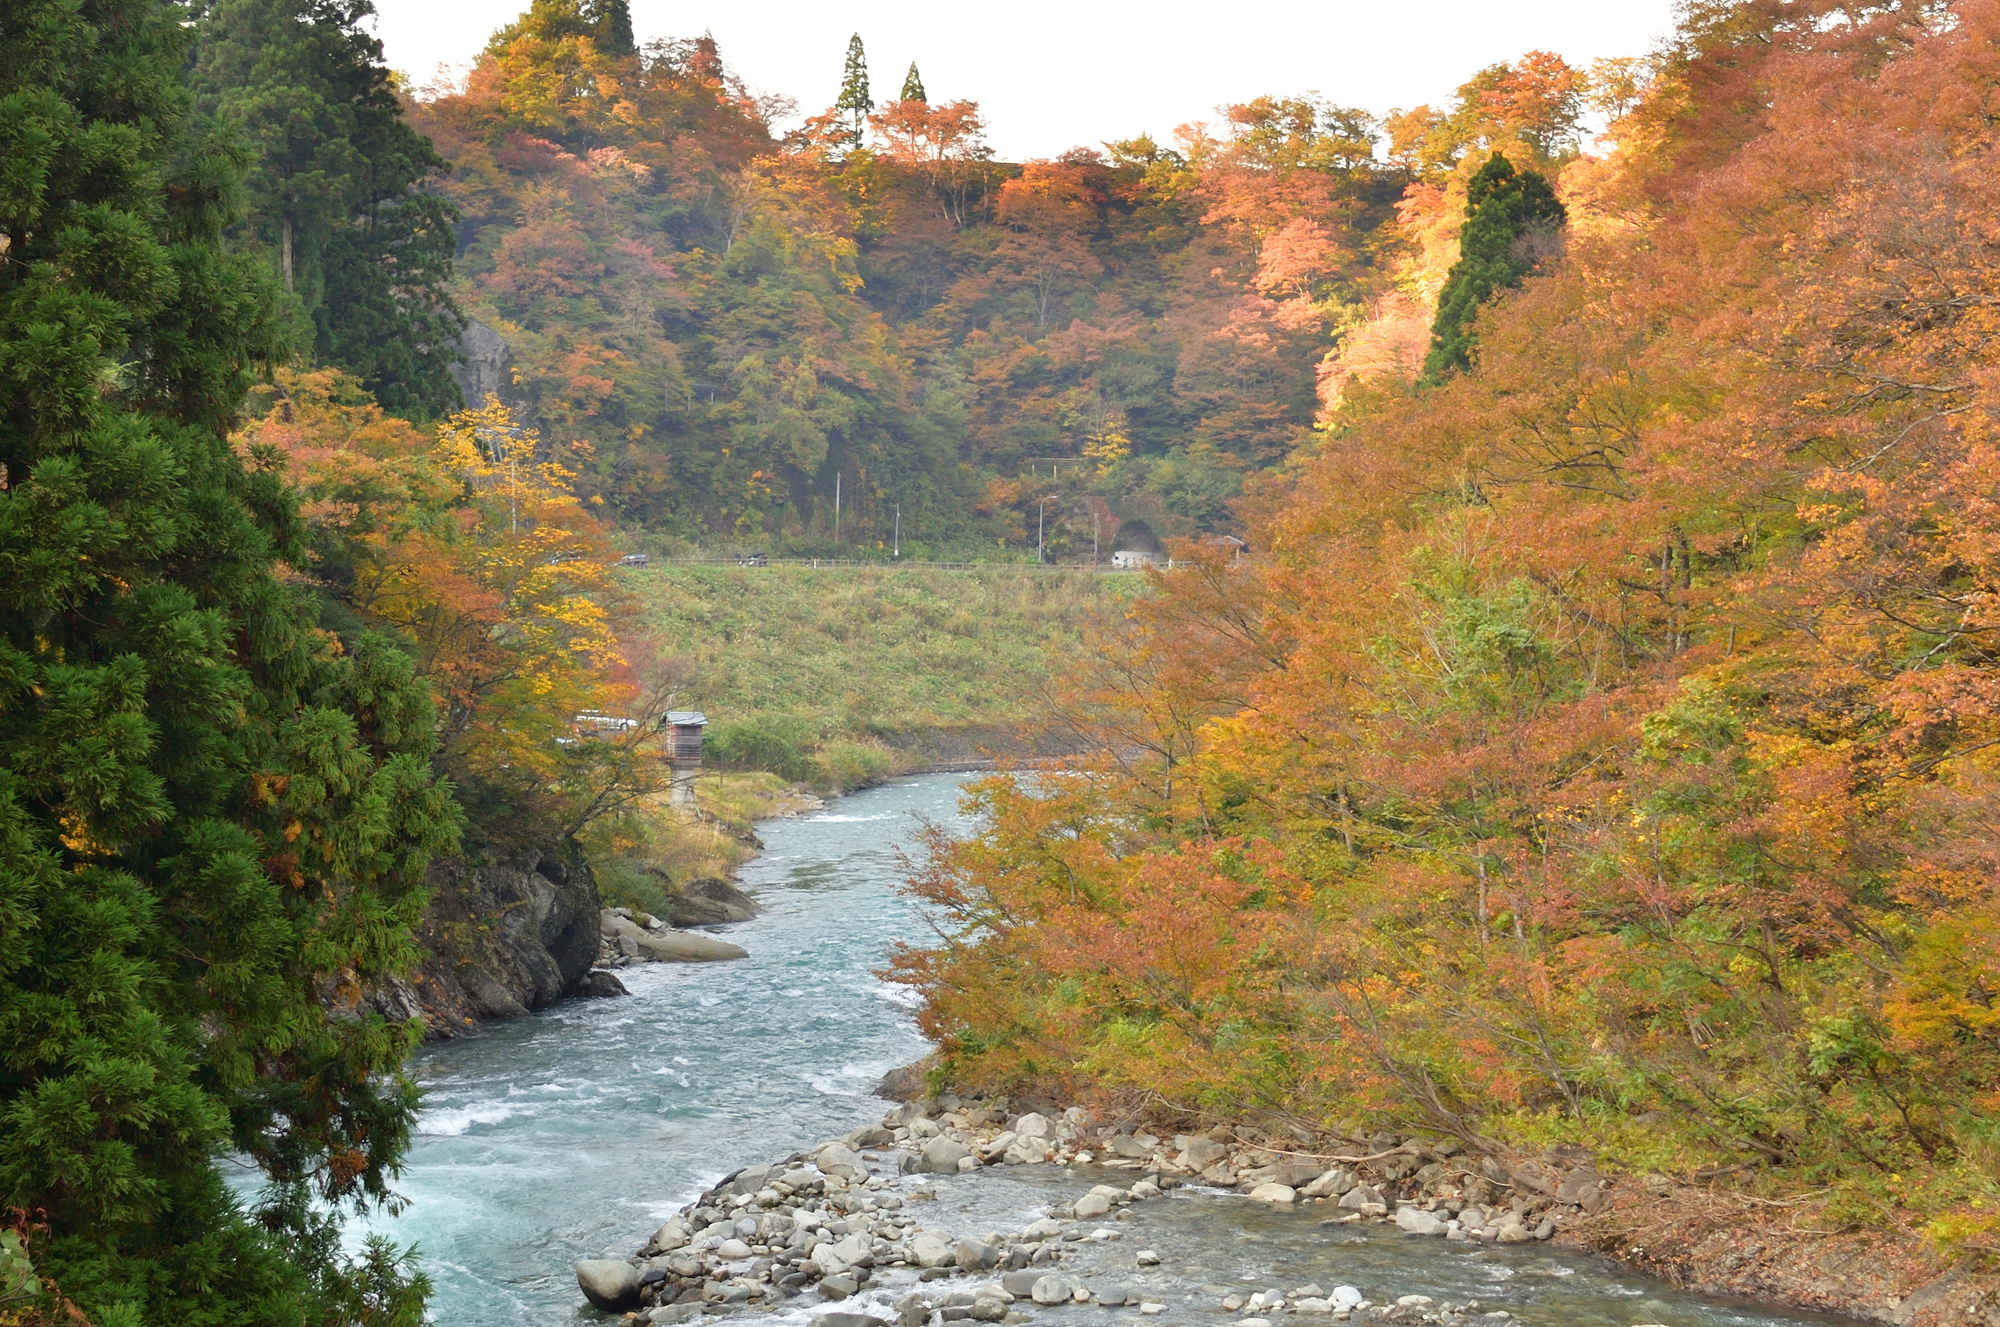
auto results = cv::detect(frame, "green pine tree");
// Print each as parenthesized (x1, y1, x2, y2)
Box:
(900, 61, 926, 103)
(0, 0, 457, 1320)
(835, 32, 872, 146)
(193, 0, 466, 420)
(1421, 151, 1568, 382)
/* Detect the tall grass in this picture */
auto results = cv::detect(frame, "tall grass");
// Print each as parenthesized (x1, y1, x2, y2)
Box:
(628, 565, 1135, 786)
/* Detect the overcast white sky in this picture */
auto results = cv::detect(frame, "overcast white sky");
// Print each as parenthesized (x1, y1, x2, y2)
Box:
(373, 0, 1680, 162)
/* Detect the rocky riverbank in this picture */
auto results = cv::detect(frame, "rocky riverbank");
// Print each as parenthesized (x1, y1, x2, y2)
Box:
(575, 1089, 2000, 1327)
(575, 1098, 1614, 1327)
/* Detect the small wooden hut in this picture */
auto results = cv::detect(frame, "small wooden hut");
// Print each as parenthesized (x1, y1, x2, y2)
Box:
(665, 710, 708, 806)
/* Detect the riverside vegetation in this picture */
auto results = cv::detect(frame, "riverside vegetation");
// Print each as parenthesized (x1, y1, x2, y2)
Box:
(885, 1, 2000, 1319)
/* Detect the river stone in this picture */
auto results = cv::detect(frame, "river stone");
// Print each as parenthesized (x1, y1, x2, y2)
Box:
(818, 1143, 869, 1182)
(576, 1259, 640, 1309)
(1234, 1319, 1273, 1327)
(636, 930, 748, 962)
(820, 1275, 859, 1300)
(1332, 1287, 1364, 1309)
(668, 876, 760, 926)
(1135, 1249, 1161, 1266)
(1179, 1137, 1228, 1169)
(956, 1240, 999, 1271)
(1098, 1288, 1128, 1306)
(920, 1136, 973, 1172)
(1337, 1184, 1386, 1214)
(1294, 1300, 1333, 1313)
(1247, 1183, 1295, 1204)
(1074, 1192, 1112, 1218)
(1497, 1221, 1533, 1244)
(1300, 1167, 1357, 1199)
(1014, 1112, 1053, 1138)
(815, 1315, 892, 1327)
(1002, 1270, 1043, 1296)
(910, 1234, 954, 1269)
(715, 1238, 752, 1259)
(831, 1233, 872, 1266)
(971, 1301, 1005, 1321)
(1394, 1207, 1447, 1236)
(1030, 1275, 1072, 1305)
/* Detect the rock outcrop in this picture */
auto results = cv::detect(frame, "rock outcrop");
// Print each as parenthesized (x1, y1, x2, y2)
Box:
(450, 319, 510, 408)
(376, 842, 625, 1038)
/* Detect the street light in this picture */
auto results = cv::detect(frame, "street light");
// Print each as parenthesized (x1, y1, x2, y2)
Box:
(1036, 495, 1058, 563)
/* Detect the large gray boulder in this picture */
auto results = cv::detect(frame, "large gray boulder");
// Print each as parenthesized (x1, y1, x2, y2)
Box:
(668, 876, 760, 925)
(575, 1258, 639, 1309)
(919, 1135, 972, 1173)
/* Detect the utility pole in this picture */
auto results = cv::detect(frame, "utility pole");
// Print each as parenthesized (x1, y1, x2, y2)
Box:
(834, 471, 841, 546)
(1092, 508, 1100, 566)
(894, 504, 900, 558)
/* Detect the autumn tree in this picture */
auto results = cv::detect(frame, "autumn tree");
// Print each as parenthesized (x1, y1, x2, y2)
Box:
(900, 61, 927, 102)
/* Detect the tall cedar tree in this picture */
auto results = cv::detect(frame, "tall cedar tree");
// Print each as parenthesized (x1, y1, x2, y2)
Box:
(900, 61, 926, 103)
(193, 0, 466, 419)
(836, 33, 872, 145)
(1421, 151, 1565, 381)
(583, 0, 635, 54)
(0, 0, 457, 1319)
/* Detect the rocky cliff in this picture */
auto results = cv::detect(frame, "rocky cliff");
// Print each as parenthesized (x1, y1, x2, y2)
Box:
(372, 842, 622, 1038)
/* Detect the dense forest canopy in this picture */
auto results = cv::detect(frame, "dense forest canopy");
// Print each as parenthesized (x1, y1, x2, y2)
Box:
(397, 0, 1615, 554)
(895, 0, 2000, 1257)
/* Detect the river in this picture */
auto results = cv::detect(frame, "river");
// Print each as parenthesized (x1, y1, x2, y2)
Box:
(361, 774, 1851, 1327)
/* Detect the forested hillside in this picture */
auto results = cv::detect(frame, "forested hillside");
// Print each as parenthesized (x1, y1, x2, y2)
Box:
(404, 0, 1622, 552)
(898, 0, 2000, 1259)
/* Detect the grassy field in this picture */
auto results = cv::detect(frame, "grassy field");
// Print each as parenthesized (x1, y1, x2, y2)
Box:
(623, 564, 1139, 789)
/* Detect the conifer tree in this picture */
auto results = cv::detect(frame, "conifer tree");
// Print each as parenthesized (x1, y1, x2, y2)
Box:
(900, 61, 926, 103)
(1421, 151, 1566, 381)
(836, 33, 873, 146)
(194, 0, 466, 419)
(585, 0, 636, 55)
(0, 0, 456, 1319)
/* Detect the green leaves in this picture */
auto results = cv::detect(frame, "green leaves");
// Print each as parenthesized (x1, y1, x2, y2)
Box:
(0, 0, 453, 1317)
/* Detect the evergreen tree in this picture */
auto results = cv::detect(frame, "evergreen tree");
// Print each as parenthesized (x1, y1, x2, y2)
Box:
(900, 61, 926, 103)
(584, 0, 635, 55)
(193, 0, 466, 419)
(0, 0, 456, 1319)
(1421, 151, 1567, 382)
(836, 32, 872, 146)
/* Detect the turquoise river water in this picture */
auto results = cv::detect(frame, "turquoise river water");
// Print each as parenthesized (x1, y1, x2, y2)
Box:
(345, 775, 1853, 1327)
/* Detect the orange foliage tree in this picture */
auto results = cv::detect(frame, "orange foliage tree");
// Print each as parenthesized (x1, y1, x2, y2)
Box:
(239, 370, 670, 838)
(892, 0, 2000, 1239)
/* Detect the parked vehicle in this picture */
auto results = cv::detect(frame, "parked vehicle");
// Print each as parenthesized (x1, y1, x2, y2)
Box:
(737, 551, 769, 567)
(618, 552, 649, 567)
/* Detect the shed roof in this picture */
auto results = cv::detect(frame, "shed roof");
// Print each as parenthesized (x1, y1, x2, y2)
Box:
(665, 710, 709, 727)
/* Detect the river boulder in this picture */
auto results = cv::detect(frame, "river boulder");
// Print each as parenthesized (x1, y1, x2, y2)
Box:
(667, 876, 760, 925)
(575, 1258, 639, 1308)
(919, 1135, 972, 1172)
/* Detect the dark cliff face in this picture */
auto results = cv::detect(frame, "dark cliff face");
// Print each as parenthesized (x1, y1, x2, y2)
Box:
(373, 842, 607, 1037)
